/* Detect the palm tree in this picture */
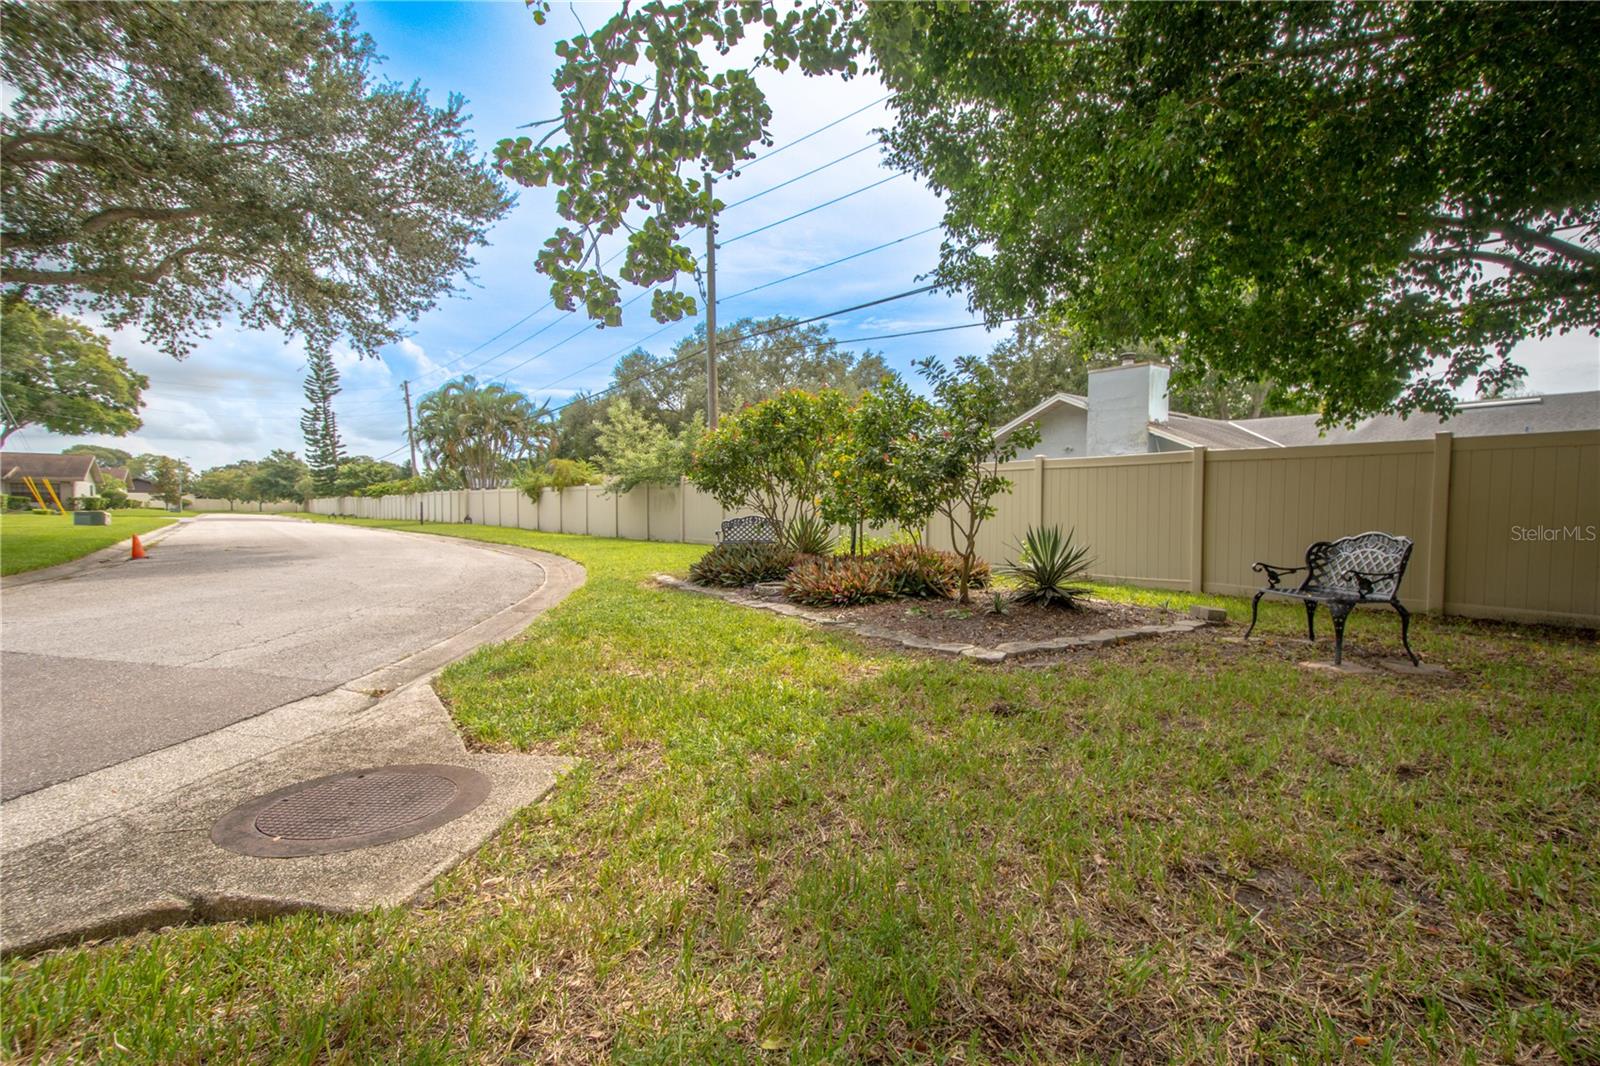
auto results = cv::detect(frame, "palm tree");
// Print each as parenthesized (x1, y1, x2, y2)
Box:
(415, 376, 555, 488)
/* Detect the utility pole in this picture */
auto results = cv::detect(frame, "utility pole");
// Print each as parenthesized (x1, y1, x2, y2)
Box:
(402, 379, 423, 524)
(705, 172, 719, 429)
(402, 379, 419, 477)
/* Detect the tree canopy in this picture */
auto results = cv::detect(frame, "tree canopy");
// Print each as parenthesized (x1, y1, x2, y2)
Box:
(556, 317, 888, 460)
(505, 1, 1599, 421)
(62, 444, 132, 467)
(250, 449, 309, 503)
(1, 0, 512, 360)
(0, 299, 145, 445)
(416, 376, 555, 489)
(332, 456, 409, 497)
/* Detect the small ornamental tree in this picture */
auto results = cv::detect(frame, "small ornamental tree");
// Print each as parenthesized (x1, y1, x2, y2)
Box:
(853, 358, 1040, 604)
(831, 375, 937, 546)
(689, 389, 850, 547)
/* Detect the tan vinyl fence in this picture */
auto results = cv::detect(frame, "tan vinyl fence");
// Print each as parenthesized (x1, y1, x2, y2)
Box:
(313, 429, 1600, 627)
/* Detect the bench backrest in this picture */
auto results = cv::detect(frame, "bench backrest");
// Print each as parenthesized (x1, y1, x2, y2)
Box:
(1302, 531, 1413, 600)
(719, 515, 780, 544)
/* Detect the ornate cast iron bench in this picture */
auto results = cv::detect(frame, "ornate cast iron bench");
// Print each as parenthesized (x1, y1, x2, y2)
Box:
(1244, 531, 1419, 666)
(717, 515, 781, 545)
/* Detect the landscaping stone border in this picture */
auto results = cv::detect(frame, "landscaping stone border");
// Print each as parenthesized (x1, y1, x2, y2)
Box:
(655, 575, 1216, 663)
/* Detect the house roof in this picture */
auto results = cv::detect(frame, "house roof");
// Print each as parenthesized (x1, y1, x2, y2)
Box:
(100, 465, 130, 482)
(0, 451, 97, 482)
(994, 392, 1088, 440)
(1147, 392, 1599, 451)
(1149, 413, 1288, 450)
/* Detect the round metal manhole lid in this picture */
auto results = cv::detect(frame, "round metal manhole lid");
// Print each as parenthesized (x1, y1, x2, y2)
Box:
(211, 764, 491, 858)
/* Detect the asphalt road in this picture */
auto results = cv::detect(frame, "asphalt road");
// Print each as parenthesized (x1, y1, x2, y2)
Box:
(0, 515, 545, 801)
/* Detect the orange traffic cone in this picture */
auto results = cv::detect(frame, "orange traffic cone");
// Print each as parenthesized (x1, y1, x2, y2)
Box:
(130, 534, 147, 560)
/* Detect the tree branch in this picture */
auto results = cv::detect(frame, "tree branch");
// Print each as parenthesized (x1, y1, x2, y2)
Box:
(1495, 221, 1600, 268)
(3, 242, 222, 289)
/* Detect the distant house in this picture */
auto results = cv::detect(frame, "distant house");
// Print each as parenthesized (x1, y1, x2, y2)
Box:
(0, 451, 101, 506)
(995, 360, 1600, 458)
(98, 464, 156, 505)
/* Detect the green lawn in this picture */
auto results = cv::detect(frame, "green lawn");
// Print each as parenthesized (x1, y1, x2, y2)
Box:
(0, 509, 179, 576)
(4, 516, 1596, 1063)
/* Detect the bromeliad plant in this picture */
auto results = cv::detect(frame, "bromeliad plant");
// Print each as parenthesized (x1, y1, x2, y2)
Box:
(783, 554, 896, 607)
(1000, 525, 1095, 608)
(688, 542, 797, 588)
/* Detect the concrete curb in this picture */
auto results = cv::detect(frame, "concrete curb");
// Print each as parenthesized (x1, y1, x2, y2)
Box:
(655, 575, 1214, 662)
(0, 515, 195, 589)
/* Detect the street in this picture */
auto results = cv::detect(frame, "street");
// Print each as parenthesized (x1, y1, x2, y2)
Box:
(0, 515, 545, 800)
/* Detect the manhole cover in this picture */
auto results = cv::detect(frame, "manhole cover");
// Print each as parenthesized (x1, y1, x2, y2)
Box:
(211, 764, 491, 857)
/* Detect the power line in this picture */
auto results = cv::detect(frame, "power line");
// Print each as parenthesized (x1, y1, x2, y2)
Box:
(547, 316, 1019, 418)
(722, 143, 879, 210)
(719, 174, 904, 246)
(390, 96, 892, 388)
(533, 282, 943, 406)
(737, 93, 889, 171)
(719, 225, 941, 304)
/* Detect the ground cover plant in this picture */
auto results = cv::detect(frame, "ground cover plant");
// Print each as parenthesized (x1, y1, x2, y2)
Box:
(0, 509, 177, 576)
(3, 516, 1597, 1063)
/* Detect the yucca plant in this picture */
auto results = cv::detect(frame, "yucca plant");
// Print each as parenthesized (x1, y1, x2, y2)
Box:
(785, 512, 836, 556)
(1000, 525, 1094, 608)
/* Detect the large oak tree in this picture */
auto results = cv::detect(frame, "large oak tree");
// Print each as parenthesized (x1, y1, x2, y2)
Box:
(502, 1, 1598, 421)
(1, 0, 512, 360)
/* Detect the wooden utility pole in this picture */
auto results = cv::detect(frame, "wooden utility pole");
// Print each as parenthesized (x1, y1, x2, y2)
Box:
(402, 379, 419, 477)
(705, 172, 719, 429)
(402, 379, 423, 524)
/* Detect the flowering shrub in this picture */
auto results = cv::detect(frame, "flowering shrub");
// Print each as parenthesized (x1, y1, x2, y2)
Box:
(688, 389, 850, 547)
(783, 555, 896, 607)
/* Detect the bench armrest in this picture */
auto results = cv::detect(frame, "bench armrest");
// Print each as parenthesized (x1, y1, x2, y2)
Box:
(1344, 568, 1402, 598)
(1251, 561, 1305, 589)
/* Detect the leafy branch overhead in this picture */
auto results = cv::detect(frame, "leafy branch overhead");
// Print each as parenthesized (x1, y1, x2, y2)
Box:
(509, 1, 1598, 421)
(0, 0, 513, 359)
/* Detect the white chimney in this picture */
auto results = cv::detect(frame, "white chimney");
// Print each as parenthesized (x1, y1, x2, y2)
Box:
(1086, 358, 1170, 456)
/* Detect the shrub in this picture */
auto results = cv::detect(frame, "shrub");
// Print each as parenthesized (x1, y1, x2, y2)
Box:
(785, 513, 836, 556)
(689, 542, 796, 588)
(76, 496, 108, 512)
(688, 388, 850, 545)
(871, 544, 990, 599)
(1000, 525, 1094, 608)
(784, 555, 896, 607)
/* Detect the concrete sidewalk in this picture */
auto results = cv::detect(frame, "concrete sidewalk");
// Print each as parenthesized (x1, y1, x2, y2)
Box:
(0, 530, 586, 956)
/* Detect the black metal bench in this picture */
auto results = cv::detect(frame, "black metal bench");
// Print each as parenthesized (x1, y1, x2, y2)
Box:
(1244, 531, 1419, 666)
(717, 515, 780, 545)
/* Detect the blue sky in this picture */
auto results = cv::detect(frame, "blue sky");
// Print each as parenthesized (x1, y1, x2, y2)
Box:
(18, 1, 1598, 470)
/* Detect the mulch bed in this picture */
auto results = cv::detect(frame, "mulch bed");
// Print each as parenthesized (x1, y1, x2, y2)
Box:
(742, 584, 1178, 646)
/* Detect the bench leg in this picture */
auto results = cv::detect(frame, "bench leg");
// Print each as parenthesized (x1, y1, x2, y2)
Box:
(1329, 603, 1351, 666)
(1393, 601, 1419, 665)
(1245, 590, 1267, 640)
(1304, 600, 1317, 642)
